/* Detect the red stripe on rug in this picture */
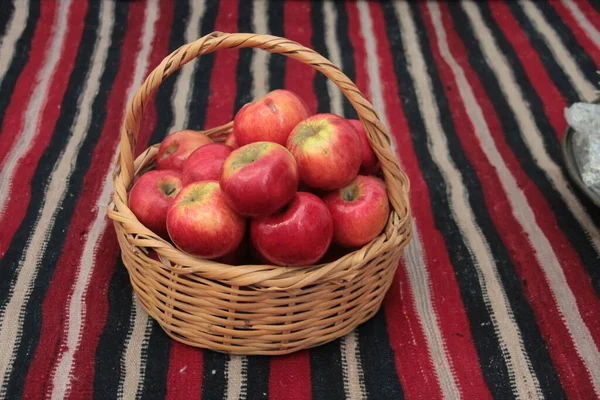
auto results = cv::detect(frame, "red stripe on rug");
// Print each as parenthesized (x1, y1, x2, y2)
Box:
(283, 0, 317, 114)
(357, 3, 441, 398)
(268, 3, 315, 398)
(488, 0, 600, 353)
(16, 5, 89, 399)
(436, 3, 599, 398)
(489, 2, 571, 140)
(24, 3, 145, 396)
(65, 3, 174, 397)
(0, 0, 57, 257)
(203, 2, 239, 131)
(165, 342, 203, 400)
(549, 1, 600, 67)
(385, 260, 444, 400)
(565, 0, 600, 34)
(0, 0, 86, 262)
(163, 1, 241, 396)
(269, 352, 312, 400)
(345, 2, 368, 98)
(21, 3, 149, 398)
(0, 1, 56, 166)
(348, 1, 493, 398)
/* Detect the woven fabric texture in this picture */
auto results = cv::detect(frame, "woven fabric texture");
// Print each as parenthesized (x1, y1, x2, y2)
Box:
(0, 0, 599, 399)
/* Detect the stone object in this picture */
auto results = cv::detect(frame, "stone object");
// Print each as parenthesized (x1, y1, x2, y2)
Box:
(564, 102, 600, 195)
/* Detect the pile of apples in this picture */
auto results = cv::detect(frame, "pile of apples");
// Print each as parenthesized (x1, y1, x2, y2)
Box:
(129, 89, 390, 267)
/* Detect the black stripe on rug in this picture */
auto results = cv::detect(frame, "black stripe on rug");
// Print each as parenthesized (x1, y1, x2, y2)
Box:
(187, 0, 220, 131)
(311, 0, 331, 115)
(267, 0, 285, 92)
(336, 2, 402, 399)
(236, 0, 271, 396)
(0, 0, 39, 144)
(382, 1, 515, 398)
(335, 0, 357, 120)
(0, 0, 15, 39)
(463, 2, 600, 293)
(92, 261, 134, 400)
(503, 2, 580, 104)
(57, 2, 128, 393)
(137, 0, 192, 397)
(307, 3, 350, 400)
(233, 0, 254, 114)
(83, 5, 145, 399)
(191, 2, 239, 399)
(358, 308, 405, 400)
(0, 1, 110, 398)
(201, 352, 229, 400)
(533, 1, 600, 85)
(309, 339, 346, 400)
(0, 0, 41, 307)
(409, 3, 566, 399)
(245, 356, 270, 400)
(148, 0, 191, 146)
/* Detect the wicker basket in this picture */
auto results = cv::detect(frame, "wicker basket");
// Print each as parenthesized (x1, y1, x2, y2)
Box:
(108, 32, 412, 355)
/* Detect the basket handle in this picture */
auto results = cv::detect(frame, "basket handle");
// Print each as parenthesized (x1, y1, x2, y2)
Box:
(113, 32, 409, 217)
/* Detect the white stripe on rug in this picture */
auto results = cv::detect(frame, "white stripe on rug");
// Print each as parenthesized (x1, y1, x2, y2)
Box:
(323, 1, 344, 117)
(225, 355, 245, 400)
(239, 356, 250, 399)
(7, 0, 116, 396)
(403, 2, 543, 396)
(0, 0, 29, 85)
(223, 0, 273, 394)
(0, 0, 72, 218)
(0, 0, 73, 392)
(357, 2, 461, 399)
(520, 0, 598, 98)
(49, 0, 159, 397)
(252, 0, 268, 99)
(119, 310, 154, 399)
(324, 2, 366, 399)
(461, 1, 600, 252)
(171, 0, 206, 132)
(561, 0, 600, 46)
(339, 331, 367, 400)
(398, 1, 542, 397)
(119, 0, 205, 395)
(429, 2, 600, 397)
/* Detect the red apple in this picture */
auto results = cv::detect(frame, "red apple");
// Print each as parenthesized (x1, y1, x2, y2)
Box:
(182, 143, 232, 185)
(225, 131, 239, 149)
(287, 113, 362, 190)
(215, 236, 249, 265)
(233, 89, 311, 146)
(129, 170, 183, 239)
(166, 181, 246, 258)
(347, 119, 381, 175)
(251, 192, 333, 266)
(220, 142, 299, 217)
(156, 129, 213, 170)
(324, 175, 390, 248)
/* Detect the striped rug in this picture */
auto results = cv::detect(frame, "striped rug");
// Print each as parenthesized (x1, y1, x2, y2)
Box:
(0, 0, 599, 398)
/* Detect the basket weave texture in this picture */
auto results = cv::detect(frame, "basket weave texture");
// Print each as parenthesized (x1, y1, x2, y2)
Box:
(108, 32, 412, 355)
